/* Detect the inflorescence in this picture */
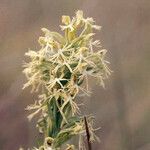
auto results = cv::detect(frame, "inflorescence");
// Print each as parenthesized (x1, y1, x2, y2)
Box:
(22, 10, 111, 150)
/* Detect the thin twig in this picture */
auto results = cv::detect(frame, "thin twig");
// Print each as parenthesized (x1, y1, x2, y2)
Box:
(84, 116, 92, 150)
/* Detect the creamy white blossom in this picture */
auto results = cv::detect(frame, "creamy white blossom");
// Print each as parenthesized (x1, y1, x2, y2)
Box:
(22, 10, 111, 150)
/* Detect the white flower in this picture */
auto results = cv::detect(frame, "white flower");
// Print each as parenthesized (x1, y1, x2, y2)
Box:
(23, 10, 111, 149)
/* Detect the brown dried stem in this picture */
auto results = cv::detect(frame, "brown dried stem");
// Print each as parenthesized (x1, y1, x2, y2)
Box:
(84, 116, 92, 150)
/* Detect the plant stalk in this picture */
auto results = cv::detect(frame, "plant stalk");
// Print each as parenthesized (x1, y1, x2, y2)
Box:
(84, 116, 92, 150)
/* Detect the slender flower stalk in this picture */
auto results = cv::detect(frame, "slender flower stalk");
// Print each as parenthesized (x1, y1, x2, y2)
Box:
(22, 10, 111, 150)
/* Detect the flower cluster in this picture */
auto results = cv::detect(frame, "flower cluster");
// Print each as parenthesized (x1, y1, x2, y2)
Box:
(22, 10, 110, 150)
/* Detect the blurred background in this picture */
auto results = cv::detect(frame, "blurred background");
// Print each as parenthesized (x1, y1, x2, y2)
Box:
(0, 0, 150, 149)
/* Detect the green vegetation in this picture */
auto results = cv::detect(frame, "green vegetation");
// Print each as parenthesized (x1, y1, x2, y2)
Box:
(22, 10, 110, 150)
